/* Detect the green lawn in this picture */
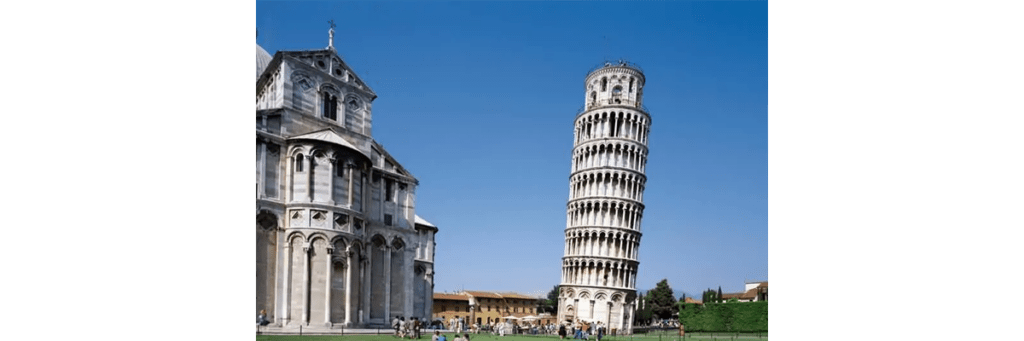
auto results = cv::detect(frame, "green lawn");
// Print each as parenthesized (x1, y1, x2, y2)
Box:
(256, 333, 766, 341)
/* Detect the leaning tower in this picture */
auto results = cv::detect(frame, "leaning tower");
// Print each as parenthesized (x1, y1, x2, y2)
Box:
(559, 61, 650, 334)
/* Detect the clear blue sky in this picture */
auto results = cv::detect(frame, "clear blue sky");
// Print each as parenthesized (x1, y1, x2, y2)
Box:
(257, 1, 767, 299)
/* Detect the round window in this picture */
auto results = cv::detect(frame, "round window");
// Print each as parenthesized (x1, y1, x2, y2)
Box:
(334, 69, 343, 76)
(317, 60, 325, 68)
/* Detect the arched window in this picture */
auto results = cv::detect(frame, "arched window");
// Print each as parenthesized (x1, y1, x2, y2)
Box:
(295, 154, 304, 172)
(601, 77, 607, 91)
(629, 78, 634, 93)
(322, 92, 337, 120)
(590, 92, 597, 105)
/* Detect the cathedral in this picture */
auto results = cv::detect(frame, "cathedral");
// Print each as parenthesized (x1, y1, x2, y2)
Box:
(256, 27, 438, 329)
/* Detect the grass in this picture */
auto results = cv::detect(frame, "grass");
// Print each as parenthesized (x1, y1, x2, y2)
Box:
(256, 332, 767, 341)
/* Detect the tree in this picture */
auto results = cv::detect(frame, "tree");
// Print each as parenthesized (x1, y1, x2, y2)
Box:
(702, 288, 717, 304)
(634, 293, 653, 325)
(541, 285, 560, 315)
(647, 279, 678, 320)
(717, 286, 723, 304)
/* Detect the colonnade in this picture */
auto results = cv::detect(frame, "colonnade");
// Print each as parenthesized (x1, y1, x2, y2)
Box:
(564, 229, 640, 259)
(570, 171, 646, 202)
(574, 110, 649, 145)
(566, 200, 643, 230)
(561, 260, 637, 289)
(572, 142, 648, 173)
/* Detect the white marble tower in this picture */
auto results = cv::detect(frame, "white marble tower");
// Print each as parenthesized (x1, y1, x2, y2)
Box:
(558, 61, 650, 334)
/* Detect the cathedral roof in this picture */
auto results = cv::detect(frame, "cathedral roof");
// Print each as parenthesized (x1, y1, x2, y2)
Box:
(256, 43, 272, 80)
(414, 215, 435, 227)
(288, 129, 368, 159)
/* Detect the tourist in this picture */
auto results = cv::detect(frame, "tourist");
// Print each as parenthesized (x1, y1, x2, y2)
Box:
(464, 333, 471, 341)
(400, 317, 408, 338)
(558, 323, 567, 339)
(414, 317, 422, 339)
(453, 333, 465, 341)
(394, 316, 402, 337)
(433, 331, 440, 341)
(596, 323, 604, 341)
(257, 309, 269, 326)
(438, 332, 447, 341)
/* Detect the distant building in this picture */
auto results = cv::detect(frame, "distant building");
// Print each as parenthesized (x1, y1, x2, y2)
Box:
(720, 281, 768, 302)
(433, 291, 549, 326)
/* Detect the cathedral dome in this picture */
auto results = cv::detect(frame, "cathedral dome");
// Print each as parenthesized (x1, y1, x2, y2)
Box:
(256, 43, 272, 80)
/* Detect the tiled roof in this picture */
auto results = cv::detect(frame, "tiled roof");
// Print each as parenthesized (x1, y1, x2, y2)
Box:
(683, 297, 702, 304)
(433, 293, 469, 301)
(501, 293, 540, 300)
(463, 291, 504, 299)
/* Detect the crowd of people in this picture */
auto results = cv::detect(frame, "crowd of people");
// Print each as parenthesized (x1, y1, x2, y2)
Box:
(392, 316, 426, 339)
(393, 317, 611, 339)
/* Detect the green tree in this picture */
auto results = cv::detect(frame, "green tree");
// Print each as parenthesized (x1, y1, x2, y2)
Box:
(702, 288, 717, 304)
(717, 286, 723, 303)
(647, 279, 678, 320)
(634, 293, 653, 325)
(541, 285, 560, 315)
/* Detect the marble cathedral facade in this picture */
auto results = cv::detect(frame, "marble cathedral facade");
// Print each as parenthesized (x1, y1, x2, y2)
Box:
(256, 29, 438, 329)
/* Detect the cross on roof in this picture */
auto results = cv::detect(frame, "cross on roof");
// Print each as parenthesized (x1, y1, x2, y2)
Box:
(328, 19, 336, 30)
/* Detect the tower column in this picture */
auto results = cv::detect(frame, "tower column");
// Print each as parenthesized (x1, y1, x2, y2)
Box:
(324, 247, 333, 325)
(301, 243, 311, 325)
(345, 249, 353, 326)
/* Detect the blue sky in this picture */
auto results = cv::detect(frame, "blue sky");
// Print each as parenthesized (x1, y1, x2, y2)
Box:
(257, 1, 767, 299)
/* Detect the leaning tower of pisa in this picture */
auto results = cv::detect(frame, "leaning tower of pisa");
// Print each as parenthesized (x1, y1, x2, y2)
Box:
(558, 61, 650, 334)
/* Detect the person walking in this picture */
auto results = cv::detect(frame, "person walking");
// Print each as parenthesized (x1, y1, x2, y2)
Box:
(558, 323, 567, 339)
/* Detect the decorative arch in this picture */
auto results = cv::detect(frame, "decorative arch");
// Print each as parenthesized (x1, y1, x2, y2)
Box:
(286, 231, 306, 244)
(307, 232, 330, 245)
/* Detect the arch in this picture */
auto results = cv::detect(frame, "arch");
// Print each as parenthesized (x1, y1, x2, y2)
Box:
(286, 231, 306, 244)
(320, 83, 341, 96)
(257, 210, 279, 230)
(391, 237, 405, 250)
(579, 290, 591, 299)
(370, 234, 387, 248)
(288, 145, 309, 158)
(307, 232, 330, 244)
(331, 235, 349, 248)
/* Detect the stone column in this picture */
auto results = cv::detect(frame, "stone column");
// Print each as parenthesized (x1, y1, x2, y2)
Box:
(324, 247, 334, 325)
(302, 243, 311, 325)
(345, 249, 353, 326)
(347, 164, 354, 207)
(258, 139, 266, 199)
(383, 246, 393, 321)
(327, 158, 336, 205)
(306, 156, 315, 202)
(405, 247, 414, 318)
(361, 252, 371, 324)
(286, 155, 294, 202)
(281, 241, 293, 325)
